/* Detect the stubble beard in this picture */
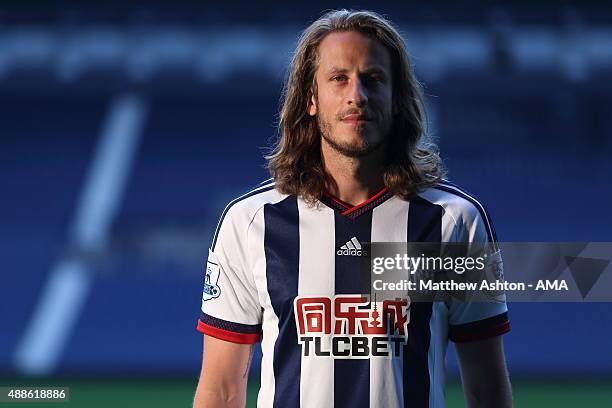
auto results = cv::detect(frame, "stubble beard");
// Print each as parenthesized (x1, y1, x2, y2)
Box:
(317, 114, 385, 159)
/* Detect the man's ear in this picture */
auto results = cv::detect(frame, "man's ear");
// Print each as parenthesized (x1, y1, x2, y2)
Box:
(308, 93, 317, 116)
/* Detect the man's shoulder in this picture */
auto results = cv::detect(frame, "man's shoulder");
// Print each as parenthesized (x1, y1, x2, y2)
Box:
(217, 178, 288, 225)
(211, 178, 288, 249)
(416, 180, 493, 227)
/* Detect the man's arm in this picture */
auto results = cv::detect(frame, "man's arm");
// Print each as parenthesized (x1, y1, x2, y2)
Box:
(193, 335, 255, 408)
(455, 335, 512, 408)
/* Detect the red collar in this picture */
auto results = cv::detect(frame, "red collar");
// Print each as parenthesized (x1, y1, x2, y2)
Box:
(322, 187, 391, 218)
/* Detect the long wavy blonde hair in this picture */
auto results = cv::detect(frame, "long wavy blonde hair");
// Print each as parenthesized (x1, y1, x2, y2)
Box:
(266, 9, 445, 204)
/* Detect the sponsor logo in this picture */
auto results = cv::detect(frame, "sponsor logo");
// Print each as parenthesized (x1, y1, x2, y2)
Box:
(202, 249, 221, 301)
(293, 295, 410, 358)
(337, 237, 369, 257)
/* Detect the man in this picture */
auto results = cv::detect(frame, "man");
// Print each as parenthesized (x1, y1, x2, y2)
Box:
(194, 9, 511, 408)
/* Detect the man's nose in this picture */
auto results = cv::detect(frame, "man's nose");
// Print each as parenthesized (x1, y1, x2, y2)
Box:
(347, 78, 368, 107)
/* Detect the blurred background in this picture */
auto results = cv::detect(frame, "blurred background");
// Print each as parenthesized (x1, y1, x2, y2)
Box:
(1, 0, 611, 407)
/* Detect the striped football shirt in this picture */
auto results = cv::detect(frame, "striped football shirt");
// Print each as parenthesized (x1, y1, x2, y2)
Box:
(197, 179, 510, 408)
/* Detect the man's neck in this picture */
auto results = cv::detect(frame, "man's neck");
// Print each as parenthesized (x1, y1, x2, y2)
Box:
(321, 141, 386, 206)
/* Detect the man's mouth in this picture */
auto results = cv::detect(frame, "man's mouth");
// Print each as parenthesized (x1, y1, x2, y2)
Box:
(341, 114, 371, 125)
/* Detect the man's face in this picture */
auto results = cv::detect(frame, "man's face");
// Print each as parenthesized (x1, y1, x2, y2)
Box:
(309, 31, 393, 158)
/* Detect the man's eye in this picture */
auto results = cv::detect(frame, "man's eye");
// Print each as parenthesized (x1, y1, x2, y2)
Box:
(332, 75, 347, 82)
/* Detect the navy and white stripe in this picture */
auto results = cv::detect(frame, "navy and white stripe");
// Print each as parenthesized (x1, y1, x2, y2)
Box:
(264, 196, 302, 408)
(333, 211, 373, 408)
(403, 195, 441, 408)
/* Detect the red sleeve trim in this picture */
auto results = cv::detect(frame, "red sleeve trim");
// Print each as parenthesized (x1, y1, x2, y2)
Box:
(197, 320, 262, 344)
(450, 320, 511, 343)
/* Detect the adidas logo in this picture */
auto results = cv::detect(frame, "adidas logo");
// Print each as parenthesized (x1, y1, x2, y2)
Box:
(337, 237, 369, 257)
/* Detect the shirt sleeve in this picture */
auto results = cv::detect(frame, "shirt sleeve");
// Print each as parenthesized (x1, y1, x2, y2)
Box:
(447, 203, 511, 343)
(196, 205, 263, 344)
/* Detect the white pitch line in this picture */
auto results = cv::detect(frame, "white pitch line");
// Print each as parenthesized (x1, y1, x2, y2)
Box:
(13, 94, 147, 376)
